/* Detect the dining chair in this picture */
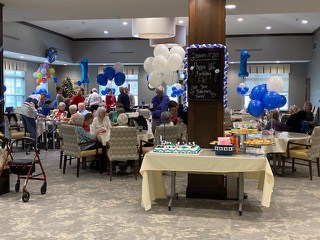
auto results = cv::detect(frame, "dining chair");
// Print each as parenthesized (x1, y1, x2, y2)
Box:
(59, 124, 103, 177)
(108, 127, 139, 181)
(0, 116, 29, 148)
(282, 126, 320, 180)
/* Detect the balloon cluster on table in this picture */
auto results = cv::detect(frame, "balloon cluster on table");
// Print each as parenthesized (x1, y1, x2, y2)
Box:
(32, 85, 51, 100)
(46, 47, 58, 63)
(96, 62, 126, 87)
(77, 59, 90, 86)
(238, 50, 250, 78)
(236, 83, 249, 95)
(143, 44, 185, 89)
(247, 76, 287, 118)
(33, 63, 56, 85)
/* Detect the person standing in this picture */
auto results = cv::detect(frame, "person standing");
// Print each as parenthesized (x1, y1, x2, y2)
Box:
(105, 88, 116, 113)
(70, 88, 85, 107)
(55, 86, 69, 106)
(125, 87, 135, 110)
(117, 86, 130, 112)
(150, 86, 170, 133)
(87, 88, 102, 112)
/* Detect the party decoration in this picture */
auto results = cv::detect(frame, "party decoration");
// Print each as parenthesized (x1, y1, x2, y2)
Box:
(101, 87, 115, 96)
(236, 83, 249, 95)
(53, 100, 58, 108)
(238, 50, 250, 78)
(152, 55, 167, 73)
(162, 71, 178, 86)
(154, 44, 169, 58)
(36, 86, 42, 92)
(53, 77, 58, 84)
(278, 95, 287, 108)
(104, 67, 116, 80)
(149, 72, 163, 88)
(248, 100, 264, 118)
(167, 53, 183, 72)
(143, 57, 155, 74)
(113, 62, 124, 73)
(79, 59, 90, 84)
(33, 63, 56, 85)
(46, 92, 51, 100)
(148, 83, 155, 90)
(38, 88, 47, 94)
(97, 73, 107, 86)
(106, 80, 112, 88)
(171, 85, 184, 97)
(3, 85, 6, 93)
(77, 81, 82, 86)
(250, 84, 268, 101)
(114, 72, 126, 86)
(169, 46, 186, 59)
(61, 77, 74, 98)
(267, 76, 284, 93)
(263, 91, 281, 110)
(46, 47, 58, 63)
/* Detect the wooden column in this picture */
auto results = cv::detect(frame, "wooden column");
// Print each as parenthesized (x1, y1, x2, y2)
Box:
(0, 3, 4, 134)
(186, 0, 227, 199)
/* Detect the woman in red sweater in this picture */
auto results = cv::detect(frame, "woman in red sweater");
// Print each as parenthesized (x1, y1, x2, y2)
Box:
(105, 88, 116, 112)
(70, 88, 85, 106)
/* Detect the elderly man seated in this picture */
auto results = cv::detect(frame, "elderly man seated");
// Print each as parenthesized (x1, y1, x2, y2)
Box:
(77, 102, 90, 116)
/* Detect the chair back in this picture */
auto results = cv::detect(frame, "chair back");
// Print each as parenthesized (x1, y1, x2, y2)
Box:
(154, 125, 180, 145)
(4, 116, 11, 139)
(59, 124, 81, 157)
(108, 127, 139, 161)
(308, 126, 320, 160)
(138, 109, 151, 119)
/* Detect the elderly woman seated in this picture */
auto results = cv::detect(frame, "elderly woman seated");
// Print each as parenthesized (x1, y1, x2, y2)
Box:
(68, 104, 77, 118)
(91, 107, 111, 142)
(50, 102, 68, 119)
(160, 111, 174, 126)
(117, 113, 129, 126)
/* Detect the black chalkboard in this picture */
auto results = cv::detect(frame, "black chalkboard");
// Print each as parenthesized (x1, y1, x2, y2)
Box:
(187, 47, 224, 101)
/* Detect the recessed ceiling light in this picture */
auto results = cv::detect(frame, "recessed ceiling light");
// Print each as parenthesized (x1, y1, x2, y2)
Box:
(178, 20, 184, 24)
(104, 30, 109, 34)
(103, 64, 107, 66)
(301, 20, 308, 24)
(225, 4, 236, 9)
(19, 56, 24, 59)
(276, 61, 280, 63)
(266, 26, 272, 30)
(237, 18, 244, 22)
(123, 21, 128, 26)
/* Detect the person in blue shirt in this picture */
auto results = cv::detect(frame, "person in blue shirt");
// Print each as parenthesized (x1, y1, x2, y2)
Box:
(150, 86, 170, 133)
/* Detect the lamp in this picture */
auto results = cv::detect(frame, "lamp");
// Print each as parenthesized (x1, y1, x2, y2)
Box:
(132, 18, 176, 39)
(150, 25, 187, 48)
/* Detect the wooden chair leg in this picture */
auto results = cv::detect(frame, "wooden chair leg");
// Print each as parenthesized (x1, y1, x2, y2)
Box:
(309, 160, 313, 180)
(281, 157, 286, 177)
(77, 157, 80, 177)
(134, 160, 137, 180)
(59, 151, 63, 169)
(109, 161, 112, 181)
(317, 158, 320, 177)
(82, 157, 86, 170)
(63, 155, 67, 174)
(292, 158, 295, 173)
(69, 157, 72, 165)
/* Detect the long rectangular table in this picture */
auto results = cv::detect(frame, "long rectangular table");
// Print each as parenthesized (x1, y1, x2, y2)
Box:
(140, 149, 274, 214)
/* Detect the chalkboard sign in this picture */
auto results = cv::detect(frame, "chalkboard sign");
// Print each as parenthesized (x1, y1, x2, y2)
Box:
(187, 47, 224, 101)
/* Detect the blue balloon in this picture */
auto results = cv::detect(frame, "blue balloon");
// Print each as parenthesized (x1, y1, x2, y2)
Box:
(53, 77, 58, 84)
(263, 91, 281, 110)
(104, 67, 116, 80)
(114, 72, 126, 86)
(176, 89, 184, 96)
(243, 86, 249, 92)
(46, 92, 51, 99)
(38, 88, 47, 94)
(249, 93, 253, 99)
(171, 92, 177, 98)
(248, 100, 264, 118)
(172, 86, 177, 92)
(278, 95, 287, 108)
(32, 91, 36, 94)
(251, 85, 267, 101)
(53, 100, 58, 108)
(236, 86, 242, 94)
(77, 80, 82, 86)
(46, 47, 58, 63)
(97, 74, 107, 86)
(238, 50, 250, 78)
(79, 59, 90, 84)
(101, 90, 107, 95)
(146, 74, 149, 81)
(3, 85, 6, 93)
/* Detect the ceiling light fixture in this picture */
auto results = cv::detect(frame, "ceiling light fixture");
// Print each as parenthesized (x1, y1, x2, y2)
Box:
(237, 18, 244, 22)
(276, 61, 280, 63)
(225, 5, 236, 9)
(104, 30, 109, 34)
(132, 18, 176, 39)
(19, 56, 24, 59)
(266, 26, 272, 30)
(150, 25, 186, 48)
(301, 20, 308, 24)
(178, 20, 184, 24)
(123, 21, 128, 26)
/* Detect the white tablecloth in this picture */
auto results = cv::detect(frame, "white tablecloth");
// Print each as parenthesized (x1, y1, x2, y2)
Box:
(140, 149, 274, 211)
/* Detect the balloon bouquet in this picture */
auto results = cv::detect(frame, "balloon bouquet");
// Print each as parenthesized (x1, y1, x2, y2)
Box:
(143, 44, 185, 97)
(236, 50, 250, 96)
(96, 62, 126, 94)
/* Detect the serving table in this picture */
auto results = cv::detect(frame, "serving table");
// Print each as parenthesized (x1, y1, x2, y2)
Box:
(140, 149, 274, 215)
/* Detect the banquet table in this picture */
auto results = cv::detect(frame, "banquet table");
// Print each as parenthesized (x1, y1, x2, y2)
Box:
(140, 149, 274, 215)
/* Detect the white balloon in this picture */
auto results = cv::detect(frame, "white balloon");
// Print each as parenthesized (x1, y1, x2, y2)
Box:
(152, 55, 167, 73)
(170, 46, 186, 59)
(174, 83, 182, 90)
(36, 85, 42, 92)
(267, 76, 284, 93)
(148, 83, 155, 90)
(149, 71, 163, 88)
(154, 44, 169, 58)
(172, 72, 179, 84)
(143, 57, 155, 74)
(239, 83, 246, 88)
(162, 70, 179, 86)
(106, 80, 112, 88)
(113, 62, 124, 73)
(167, 53, 183, 72)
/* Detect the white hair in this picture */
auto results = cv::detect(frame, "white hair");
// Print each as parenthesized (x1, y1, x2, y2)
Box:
(58, 102, 66, 107)
(96, 106, 106, 116)
(71, 114, 84, 126)
(92, 88, 97, 92)
(69, 104, 77, 112)
(117, 113, 128, 126)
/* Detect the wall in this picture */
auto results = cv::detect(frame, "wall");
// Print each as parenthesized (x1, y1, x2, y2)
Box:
(307, 30, 320, 107)
(25, 61, 40, 96)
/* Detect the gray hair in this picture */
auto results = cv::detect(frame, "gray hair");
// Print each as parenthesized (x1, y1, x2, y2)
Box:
(117, 113, 128, 126)
(160, 111, 171, 124)
(156, 86, 164, 94)
(96, 106, 106, 116)
(71, 114, 84, 126)
(119, 86, 125, 93)
(69, 104, 77, 112)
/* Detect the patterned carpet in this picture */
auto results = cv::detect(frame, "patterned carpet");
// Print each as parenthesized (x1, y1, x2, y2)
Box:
(1, 149, 320, 240)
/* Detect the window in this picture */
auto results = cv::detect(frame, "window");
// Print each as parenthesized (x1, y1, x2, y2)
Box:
(4, 70, 25, 108)
(99, 74, 139, 104)
(243, 73, 289, 111)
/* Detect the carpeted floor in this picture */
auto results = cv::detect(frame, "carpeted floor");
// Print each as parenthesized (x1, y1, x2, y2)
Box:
(1, 148, 320, 240)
